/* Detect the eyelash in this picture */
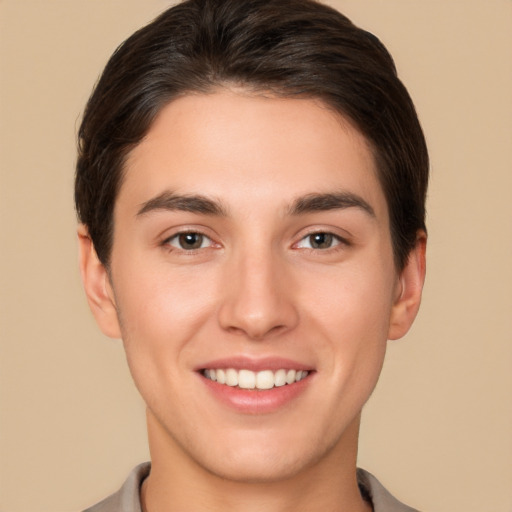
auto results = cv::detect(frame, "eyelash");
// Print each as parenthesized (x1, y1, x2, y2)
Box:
(162, 231, 216, 252)
(294, 231, 349, 252)
(162, 229, 348, 254)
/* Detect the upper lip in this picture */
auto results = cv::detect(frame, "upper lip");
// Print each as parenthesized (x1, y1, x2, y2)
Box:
(195, 356, 313, 373)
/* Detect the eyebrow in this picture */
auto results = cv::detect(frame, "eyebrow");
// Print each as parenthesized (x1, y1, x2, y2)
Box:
(288, 192, 375, 217)
(136, 190, 375, 219)
(137, 191, 228, 217)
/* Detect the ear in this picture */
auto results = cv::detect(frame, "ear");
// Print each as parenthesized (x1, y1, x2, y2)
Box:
(388, 231, 427, 340)
(77, 225, 122, 339)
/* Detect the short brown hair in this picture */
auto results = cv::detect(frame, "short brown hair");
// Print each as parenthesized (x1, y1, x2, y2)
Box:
(75, 0, 428, 270)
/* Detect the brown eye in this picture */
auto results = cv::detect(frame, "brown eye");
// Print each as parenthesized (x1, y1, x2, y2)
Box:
(309, 233, 334, 249)
(179, 233, 203, 249)
(167, 232, 210, 250)
(295, 232, 343, 250)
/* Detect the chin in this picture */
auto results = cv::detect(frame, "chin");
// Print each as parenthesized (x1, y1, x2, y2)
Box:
(199, 447, 319, 484)
(187, 425, 344, 484)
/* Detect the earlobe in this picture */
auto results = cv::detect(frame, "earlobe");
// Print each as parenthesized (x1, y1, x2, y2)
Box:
(77, 225, 122, 339)
(388, 231, 427, 340)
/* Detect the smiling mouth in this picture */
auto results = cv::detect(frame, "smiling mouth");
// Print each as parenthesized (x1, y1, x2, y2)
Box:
(202, 368, 310, 390)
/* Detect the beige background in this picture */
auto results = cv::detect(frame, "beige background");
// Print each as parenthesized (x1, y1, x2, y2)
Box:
(1, 0, 511, 511)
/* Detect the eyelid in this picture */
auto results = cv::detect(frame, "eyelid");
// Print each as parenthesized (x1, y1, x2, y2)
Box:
(166, 232, 213, 250)
(160, 226, 221, 251)
(292, 228, 351, 251)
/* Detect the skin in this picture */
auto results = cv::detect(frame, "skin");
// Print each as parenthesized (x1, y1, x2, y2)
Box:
(79, 89, 426, 512)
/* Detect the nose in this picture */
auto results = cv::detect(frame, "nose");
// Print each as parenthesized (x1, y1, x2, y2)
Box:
(217, 248, 299, 340)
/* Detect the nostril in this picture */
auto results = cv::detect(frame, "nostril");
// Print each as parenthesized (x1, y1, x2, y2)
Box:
(225, 322, 288, 341)
(217, 264, 300, 339)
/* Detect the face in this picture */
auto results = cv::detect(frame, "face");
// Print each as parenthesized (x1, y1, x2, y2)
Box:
(80, 89, 425, 483)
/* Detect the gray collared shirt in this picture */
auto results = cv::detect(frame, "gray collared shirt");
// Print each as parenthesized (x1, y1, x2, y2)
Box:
(84, 462, 420, 512)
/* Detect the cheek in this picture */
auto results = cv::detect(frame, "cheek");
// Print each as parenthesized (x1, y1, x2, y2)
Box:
(112, 260, 220, 368)
(308, 261, 396, 335)
(302, 259, 395, 387)
(112, 266, 220, 416)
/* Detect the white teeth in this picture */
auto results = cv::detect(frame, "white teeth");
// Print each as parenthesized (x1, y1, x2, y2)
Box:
(216, 369, 226, 384)
(256, 370, 274, 390)
(274, 369, 287, 387)
(285, 369, 296, 384)
(226, 368, 238, 387)
(238, 369, 256, 389)
(203, 368, 309, 389)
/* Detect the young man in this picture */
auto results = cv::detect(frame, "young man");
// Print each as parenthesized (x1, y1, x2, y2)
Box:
(76, 1, 428, 511)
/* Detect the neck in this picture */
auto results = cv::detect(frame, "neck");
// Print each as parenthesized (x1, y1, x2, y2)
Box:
(141, 411, 371, 512)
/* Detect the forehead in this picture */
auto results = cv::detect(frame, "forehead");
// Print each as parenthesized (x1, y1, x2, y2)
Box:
(119, 90, 387, 220)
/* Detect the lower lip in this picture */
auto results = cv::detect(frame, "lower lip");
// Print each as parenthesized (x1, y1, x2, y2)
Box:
(200, 373, 313, 415)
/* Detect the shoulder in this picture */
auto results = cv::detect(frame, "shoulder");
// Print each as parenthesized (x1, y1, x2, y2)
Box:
(83, 462, 150, 512)
(357, 468, 421, 512)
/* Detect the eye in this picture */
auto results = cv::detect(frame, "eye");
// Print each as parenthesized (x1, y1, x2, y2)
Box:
(295, 232, 343, 250)
(165, 232, 213, 251)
